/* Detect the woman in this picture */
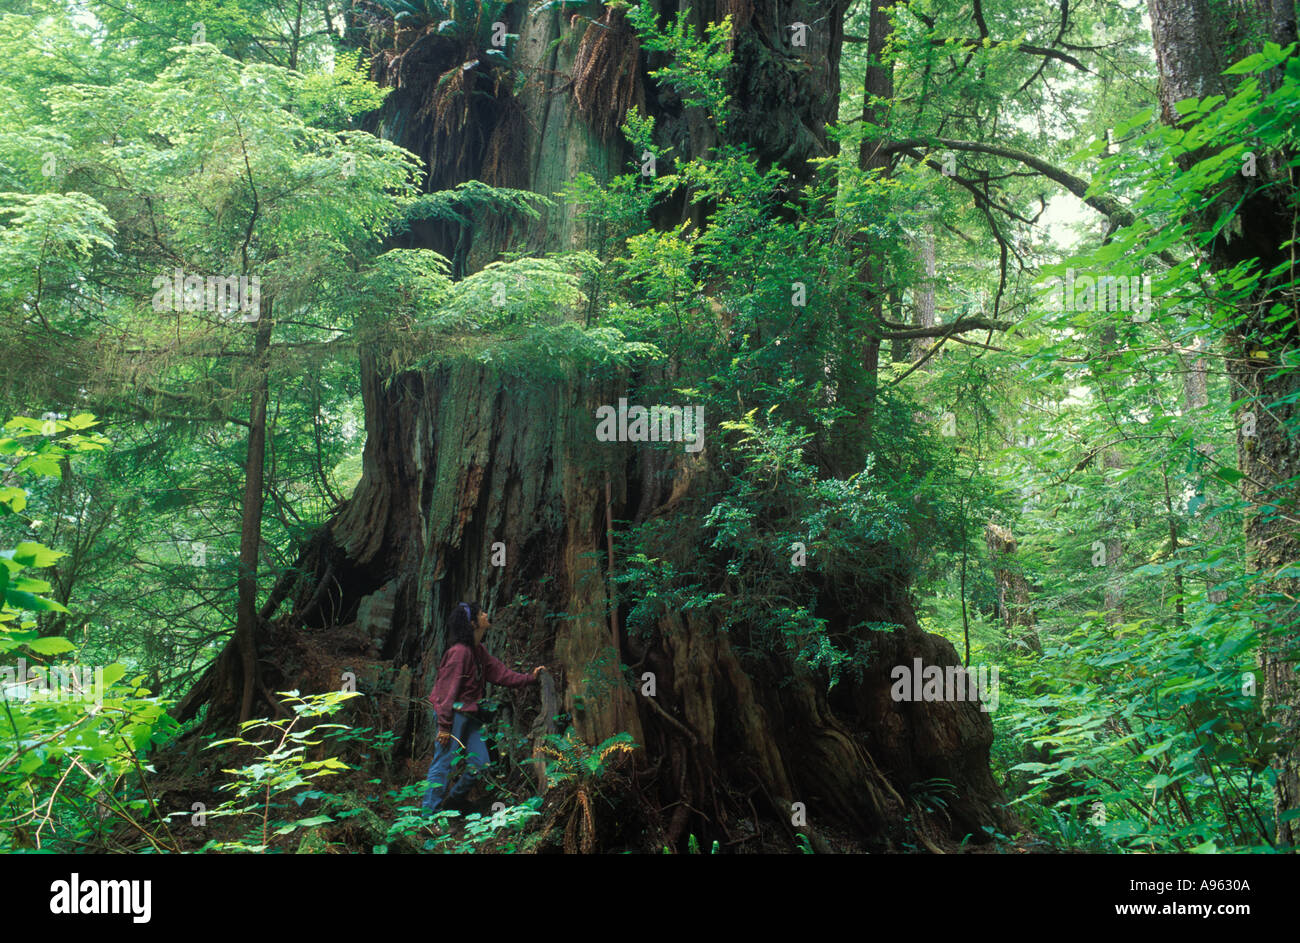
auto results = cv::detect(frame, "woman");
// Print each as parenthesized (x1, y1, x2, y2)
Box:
(422, 601, 543, 815)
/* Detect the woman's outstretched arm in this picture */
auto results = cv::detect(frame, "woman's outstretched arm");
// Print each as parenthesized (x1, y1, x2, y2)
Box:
(481, 648, 542, 688)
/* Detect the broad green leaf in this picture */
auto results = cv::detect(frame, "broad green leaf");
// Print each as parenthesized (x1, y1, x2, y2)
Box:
(5, 590, 68, 613)
(24, 636, 75, 655)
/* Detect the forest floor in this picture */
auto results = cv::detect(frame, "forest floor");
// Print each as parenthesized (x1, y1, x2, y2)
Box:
(136, 737, 1060, 854)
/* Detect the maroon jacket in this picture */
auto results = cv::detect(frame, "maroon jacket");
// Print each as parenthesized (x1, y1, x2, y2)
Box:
(428, 642, 535, 733)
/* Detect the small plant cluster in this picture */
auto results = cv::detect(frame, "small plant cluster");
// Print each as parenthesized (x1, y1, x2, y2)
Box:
(528, 729, 635, 853)
(192, 690, 359, 853)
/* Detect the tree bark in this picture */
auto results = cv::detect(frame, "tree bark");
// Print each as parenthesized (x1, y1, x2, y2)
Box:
(912, 224, 937, 362)
(985, 523, 1041, 653)
(234, 307, 274, 724)
(852, 0, 896, 449)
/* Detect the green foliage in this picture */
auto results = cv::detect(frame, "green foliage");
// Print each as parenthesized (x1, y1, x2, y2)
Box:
(1000, 604, 1269, 851)
(420, 798, 543, 854)
(537, 728, 635, 785)
(1, 414, 178, 852)
(1, 0, 1293, 858)
(0, 416, 106, 623)
(928, 43, 1300, 853)
(403, 179, 549, 229)
(627, 3, 731, 120)
(82, 0, 342, 76)
(0, 666, 176, 852)
(909, 777, 958, 815)
(0, 30, 424, 695)
(295, 48, 394, 130)
(699, 410, 905, 679)
(662, 831, 719, 854)
(0, 194, 115, 302)
(528, 729, 635, 853)
(196, 689, 360, 853)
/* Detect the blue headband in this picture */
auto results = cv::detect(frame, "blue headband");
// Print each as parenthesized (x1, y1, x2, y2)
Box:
(459, 602, 472, 621)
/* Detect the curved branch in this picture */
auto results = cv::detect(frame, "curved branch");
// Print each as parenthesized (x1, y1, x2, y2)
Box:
(882, 136, 1134, 224)
(928, 38, 1090, 72)
(880, 316, 1013, 339)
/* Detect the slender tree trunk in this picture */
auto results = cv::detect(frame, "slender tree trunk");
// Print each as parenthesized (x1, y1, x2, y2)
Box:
(1098, 317, 1126, 624)
(234, 306, 274, 724)
(854, 0, 895, 441)
(1102, 450, 1125, 623)
(1162, 466, 1185, 626)
(1181, 337, 1228, 604)
(913, 224, 937, 362)
(888, 288, 907, 362)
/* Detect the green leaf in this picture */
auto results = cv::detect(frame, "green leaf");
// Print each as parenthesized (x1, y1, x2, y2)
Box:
(0, 487, 26, 512)
(12, 542, 65, 567)
(25, 636, 75, 655)
(273, 814, 333, 835)
(5, 590, 68, 613)
(15, 455, 61, 478)
(101, 663, 127, 686)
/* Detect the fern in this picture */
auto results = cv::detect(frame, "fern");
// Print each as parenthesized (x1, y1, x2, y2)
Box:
(528, 729, 635, 853)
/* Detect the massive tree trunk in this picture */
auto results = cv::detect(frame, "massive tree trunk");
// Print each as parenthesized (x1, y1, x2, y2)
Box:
(1146, 0, 1300, 847)
(172, 0, 1012, 852)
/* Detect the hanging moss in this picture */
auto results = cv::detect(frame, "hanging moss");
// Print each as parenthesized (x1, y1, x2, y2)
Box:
(571, 5, 646, 141)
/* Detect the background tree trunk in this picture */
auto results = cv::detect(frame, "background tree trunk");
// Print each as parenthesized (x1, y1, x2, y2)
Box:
(851, 0, 896, 450)
(985, 523, 1041, 653)
(912, 224, 937, 362)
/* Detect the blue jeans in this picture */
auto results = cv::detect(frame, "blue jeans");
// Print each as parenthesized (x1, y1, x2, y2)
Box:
(422, 711, 489, 814)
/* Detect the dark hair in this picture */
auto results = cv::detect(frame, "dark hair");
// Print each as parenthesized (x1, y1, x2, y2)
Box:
(444, 600, 482, 657)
